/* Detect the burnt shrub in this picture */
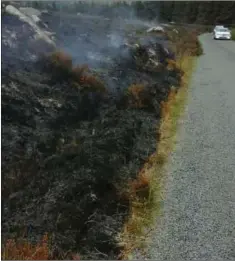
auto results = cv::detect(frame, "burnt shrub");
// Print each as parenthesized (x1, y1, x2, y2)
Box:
(44, 50, 73, 81)
(167, 27, 203, 57)
(126, 84, 151, 109)
(41, 51, 106, 93)
(72, 66, 106, 93)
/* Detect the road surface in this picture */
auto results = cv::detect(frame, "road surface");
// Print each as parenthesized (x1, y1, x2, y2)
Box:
(148, 34, 235, 260)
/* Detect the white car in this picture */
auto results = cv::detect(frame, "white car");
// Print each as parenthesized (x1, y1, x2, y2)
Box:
(213, 27, 231, 40)
(213, 25, 225, 33)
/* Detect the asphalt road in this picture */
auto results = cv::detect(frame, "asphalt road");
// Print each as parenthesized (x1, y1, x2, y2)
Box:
(148, 34, 235, 261)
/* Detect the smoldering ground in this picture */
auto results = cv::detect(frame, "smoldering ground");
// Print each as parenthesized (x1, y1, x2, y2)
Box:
(1, 2, 181, 259)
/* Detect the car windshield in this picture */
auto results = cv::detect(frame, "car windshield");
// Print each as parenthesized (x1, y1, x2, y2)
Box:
(218, 28, 229, 32)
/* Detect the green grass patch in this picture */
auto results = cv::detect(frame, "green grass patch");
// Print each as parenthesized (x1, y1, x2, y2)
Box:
(231, 28, 235, 40)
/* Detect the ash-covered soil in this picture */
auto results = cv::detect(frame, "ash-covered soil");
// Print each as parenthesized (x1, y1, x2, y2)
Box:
(1, 6, 182, 259)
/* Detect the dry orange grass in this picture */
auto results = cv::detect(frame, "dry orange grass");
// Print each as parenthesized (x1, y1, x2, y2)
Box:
(46, 51, 73, 80)
(129, 169, 151, 200)
(127, 84, 147, 109)
(49, 51, 73, 70)
(72, 64, 89, 79)
(2, 234, 82, 260)
(45, 51, 106, 92)
(2, 234, 50, 260)
(70, 64, 106, 92)
(166, 59, 178, 71)
(80, 74, 106, 92)
(167, 28, 203, 61)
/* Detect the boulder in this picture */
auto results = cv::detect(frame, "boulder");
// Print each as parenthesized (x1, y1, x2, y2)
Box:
(5, 5, 55, 48)
(147, 26, 164, 33)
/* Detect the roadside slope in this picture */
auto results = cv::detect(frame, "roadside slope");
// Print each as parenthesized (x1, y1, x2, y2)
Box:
(149, 34, 235, 260)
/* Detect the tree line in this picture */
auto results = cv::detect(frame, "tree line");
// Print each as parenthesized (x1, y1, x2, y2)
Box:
(5, 1, 235, 26)
(158, 1, 235, 26)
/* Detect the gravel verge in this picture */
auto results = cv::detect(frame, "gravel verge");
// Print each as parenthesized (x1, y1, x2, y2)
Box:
(147, 34, 235, 261)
